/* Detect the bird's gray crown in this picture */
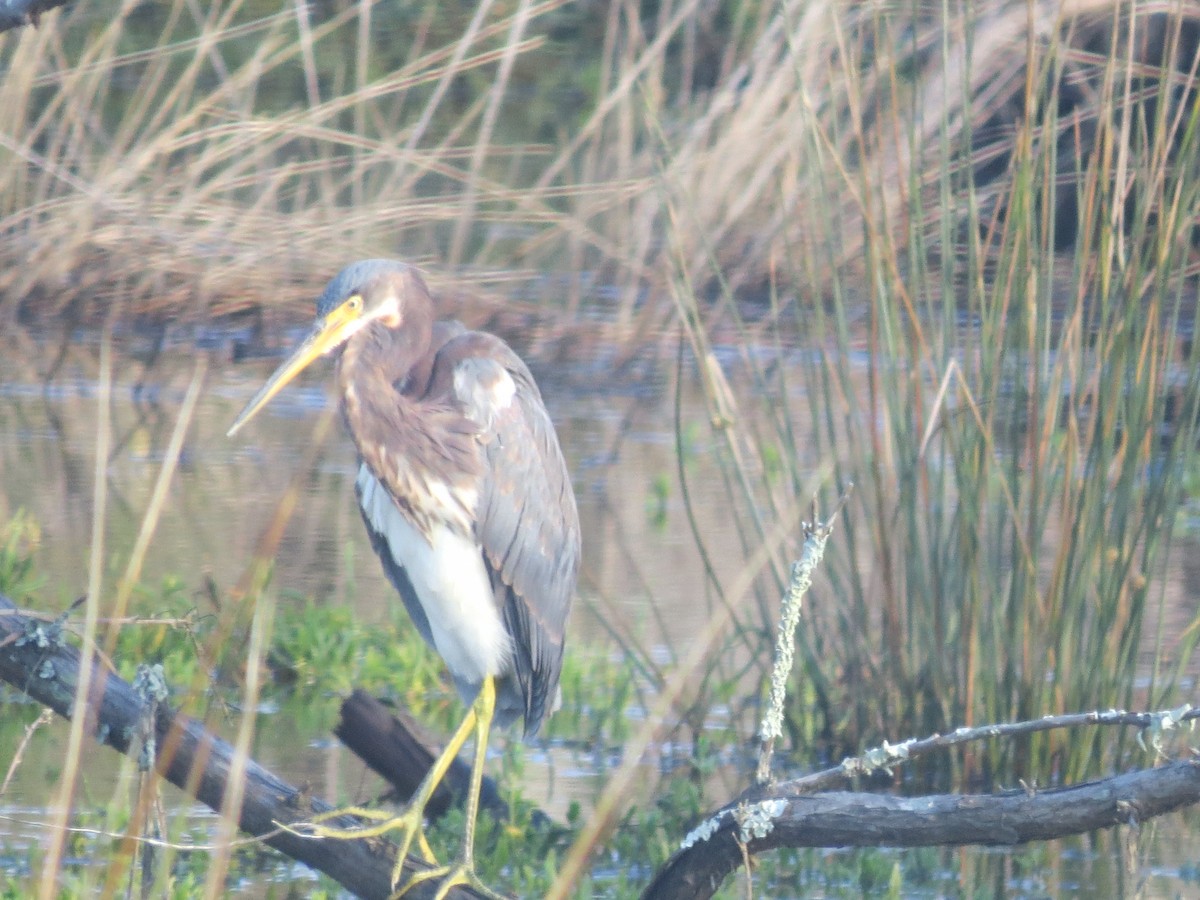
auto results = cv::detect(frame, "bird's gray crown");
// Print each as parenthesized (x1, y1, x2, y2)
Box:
(316, 259, 413, 317)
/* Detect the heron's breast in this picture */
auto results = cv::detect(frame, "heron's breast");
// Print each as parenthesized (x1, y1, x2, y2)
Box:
(356, 465, 511, 685)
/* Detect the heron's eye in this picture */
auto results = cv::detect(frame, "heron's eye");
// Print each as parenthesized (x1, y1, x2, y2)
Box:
(347, 295, 364, 312)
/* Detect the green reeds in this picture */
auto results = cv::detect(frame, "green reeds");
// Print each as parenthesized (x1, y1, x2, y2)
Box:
(666, 1, 1200, 787)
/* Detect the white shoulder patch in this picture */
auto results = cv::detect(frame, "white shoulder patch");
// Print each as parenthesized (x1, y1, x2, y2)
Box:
(454, 358, 515, 430)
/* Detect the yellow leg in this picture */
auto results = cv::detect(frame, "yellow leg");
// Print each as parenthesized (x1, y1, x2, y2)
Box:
(397, 676, 506, 899)
(278, 681, 503, 896)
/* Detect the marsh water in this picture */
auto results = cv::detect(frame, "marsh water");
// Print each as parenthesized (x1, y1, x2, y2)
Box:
(0, 320, 774, 895)
(1, 321, 1198, 897)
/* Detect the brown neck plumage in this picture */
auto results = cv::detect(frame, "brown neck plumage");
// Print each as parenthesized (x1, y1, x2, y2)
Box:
(337, 319, 481, 534)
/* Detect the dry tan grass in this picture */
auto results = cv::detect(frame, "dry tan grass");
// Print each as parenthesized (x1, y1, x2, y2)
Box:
(0, 0, 584, 319)
(2, 1, 1197, 329)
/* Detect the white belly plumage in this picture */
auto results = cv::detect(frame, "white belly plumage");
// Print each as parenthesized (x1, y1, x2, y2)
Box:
(356, 464, 512, 685)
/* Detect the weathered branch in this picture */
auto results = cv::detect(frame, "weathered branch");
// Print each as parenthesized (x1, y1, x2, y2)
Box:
(756, 509, 837, 784)
(12, 585, 1196, 900)
(643, 743, 1200, 900)
(336, 689, 511, 825)
(0, 594, 488, 900)
(0, 0, 69, 32)
(786, 705, 1200, 796)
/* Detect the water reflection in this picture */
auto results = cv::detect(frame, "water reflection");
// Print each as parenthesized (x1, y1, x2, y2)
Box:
(0, 329, 749, 633)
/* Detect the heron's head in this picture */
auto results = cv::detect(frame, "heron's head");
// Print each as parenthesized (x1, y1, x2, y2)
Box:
(227, 259, 430, 437)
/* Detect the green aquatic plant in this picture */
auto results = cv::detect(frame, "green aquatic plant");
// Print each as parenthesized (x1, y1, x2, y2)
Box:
(0, 511, 44, 601)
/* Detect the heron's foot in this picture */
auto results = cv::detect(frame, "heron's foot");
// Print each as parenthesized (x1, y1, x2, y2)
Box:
(393, 859, 508, 900)
(278, 804, 438, 873)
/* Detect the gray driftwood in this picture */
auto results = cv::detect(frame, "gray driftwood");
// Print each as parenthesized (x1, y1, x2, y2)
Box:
(641, 757, 1200, 900)
(336, 689, 512, 825)
(0, 593, 488, 900)
(6, 590, 1200, 900)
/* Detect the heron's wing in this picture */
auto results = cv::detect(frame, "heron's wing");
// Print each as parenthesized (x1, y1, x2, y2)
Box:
(437, 332, 580, 736)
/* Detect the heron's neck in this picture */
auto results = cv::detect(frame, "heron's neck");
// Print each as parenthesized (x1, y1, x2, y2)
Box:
(336, 325, 481, 531)
(336, 320, 428, 443)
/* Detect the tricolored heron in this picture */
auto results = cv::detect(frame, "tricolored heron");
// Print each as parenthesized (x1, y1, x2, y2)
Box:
(228, 260, 580, 897)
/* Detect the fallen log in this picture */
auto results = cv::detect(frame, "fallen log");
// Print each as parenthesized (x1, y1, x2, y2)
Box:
(641, 752, 1200, 900)
(336, 689, 511, 825)
(0, 593, 488, 900)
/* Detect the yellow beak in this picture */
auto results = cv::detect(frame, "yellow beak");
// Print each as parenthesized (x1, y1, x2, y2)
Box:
(227, 299, 362, 437)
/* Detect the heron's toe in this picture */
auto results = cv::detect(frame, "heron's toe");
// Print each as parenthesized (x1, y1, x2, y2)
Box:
(393, 860, 509, 900)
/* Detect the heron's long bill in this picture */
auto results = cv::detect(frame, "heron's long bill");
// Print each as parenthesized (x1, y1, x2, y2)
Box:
(226, 299, 362, 437)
